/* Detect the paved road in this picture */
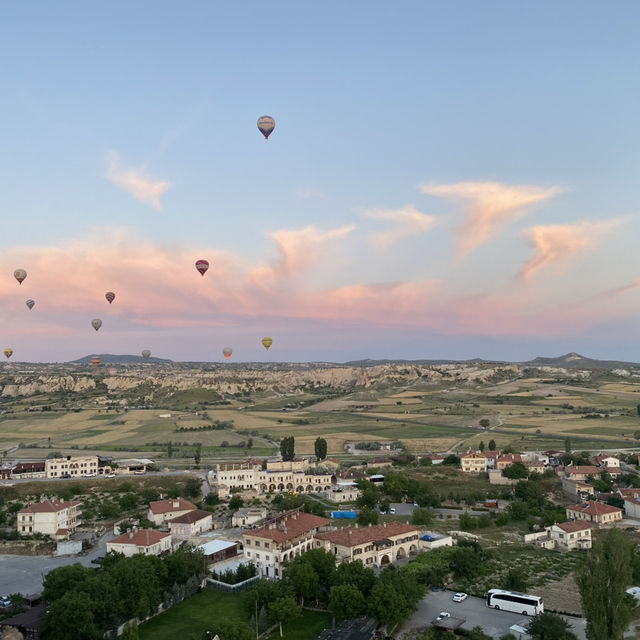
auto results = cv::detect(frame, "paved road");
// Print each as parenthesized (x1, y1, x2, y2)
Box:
(3, 470, 200, 485)
(398, 590, 586, 640)
(0, 530, 116, 597)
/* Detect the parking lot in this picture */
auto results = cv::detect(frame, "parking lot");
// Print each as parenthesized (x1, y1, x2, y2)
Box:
(399, 590, 587, 640)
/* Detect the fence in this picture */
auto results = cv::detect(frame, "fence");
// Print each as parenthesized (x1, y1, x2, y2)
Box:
(207, 575, 259, 592)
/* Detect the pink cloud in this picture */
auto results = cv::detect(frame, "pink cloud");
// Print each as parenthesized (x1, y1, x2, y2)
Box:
(519, 220, 621, 280)
(421, 181, 562, 256)
(107, 151, 170, 210)
(248, 224, 355, 288)
(365, 205, 437, 248)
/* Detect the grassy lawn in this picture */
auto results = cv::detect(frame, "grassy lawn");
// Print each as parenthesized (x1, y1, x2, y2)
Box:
(267, 610, 332, 640)
(138, 589, 331, 640)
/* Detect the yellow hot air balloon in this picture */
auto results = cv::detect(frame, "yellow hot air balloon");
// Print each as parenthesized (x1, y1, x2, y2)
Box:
(262, 337, 273, 350)
(3, 349, 13, 359)
(91, 356, 101, 368)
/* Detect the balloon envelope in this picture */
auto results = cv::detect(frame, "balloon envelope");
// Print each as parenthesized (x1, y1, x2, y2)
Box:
(257, 116, 275, 139)
(91, 319, 102, 331)
(26, 299, 35, 310)
(195, 259, 209, 276)
(142, 350, 151, 359)
(105, 292, 115, 304)
(223, 347, 233, 359)
(91, 356, 101, 368)
(262, 337, 273, 350)
(3, 349, 13, 359)
(13, 269, 27, 284)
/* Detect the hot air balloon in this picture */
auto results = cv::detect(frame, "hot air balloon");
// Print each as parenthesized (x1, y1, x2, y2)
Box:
(262, 337, 273, 350)
(223, 347, 232, 359)
(91, 356, 101, 368)
(142, 349, 151, 359)
(195, 260, 209, 276)
(91, 319, 102, 332)
(105, 292, 115, 304)
(14, 269, 27, 284)
(26, 299, 35, 311)
(257, 116, 275, 139)
(3, 349, 13, 359)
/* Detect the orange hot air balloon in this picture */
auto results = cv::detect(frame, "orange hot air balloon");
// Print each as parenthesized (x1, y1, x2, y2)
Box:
(223, 347, 232, 359)
(262, 337, 273, 350)
(195, 260, 209, 276)
(14, 269, 27, 284)
(91, 356, 101, 368)
(105, 292, 115, 304)
(4, 349, 13, 359)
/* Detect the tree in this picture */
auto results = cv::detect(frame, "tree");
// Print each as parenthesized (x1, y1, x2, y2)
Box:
(367, 581, 408, 626)
(314, 437, 328, 461)
(527, 612, 579, 639)
(411, 508, 433, 526)
(479, 440, 486, 452)
(167, 440, 173, 458)
(357, 506, 379, 526)
(488, 439, 496, 451)
(184, 477, 201, 499)
(194, 443, 202, 466)
(564, 437, 571, 454)
(280, 436, 295, 461)
(329, 584, 366, 621)
(577, 528, 634, 640)
(207, 620, 255, 640)
(228, 496, 244, 511)
(479, 419, 490, 429)
(637, 403, 640, 417)
(502, 462, 529, 479)
(268, 596, 301, 637)
(247, 437, 253, 449)
(284, 560, 319, 607)
(334, 561, 376, 597)
(443, 454, 460, 465)
(43, 564, 93, 601)
(503, 568, 527, 592)
(41, 591, 102, 640)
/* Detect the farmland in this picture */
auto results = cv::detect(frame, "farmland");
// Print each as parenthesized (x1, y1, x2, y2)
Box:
(1, 360, 639, 465)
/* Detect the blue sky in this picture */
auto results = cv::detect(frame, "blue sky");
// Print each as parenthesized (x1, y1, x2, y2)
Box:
(0, 1, 639, 362)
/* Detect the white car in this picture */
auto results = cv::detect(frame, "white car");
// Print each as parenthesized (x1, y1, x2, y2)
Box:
(435, 612, 450, 622)
(453, 592, 468, 602)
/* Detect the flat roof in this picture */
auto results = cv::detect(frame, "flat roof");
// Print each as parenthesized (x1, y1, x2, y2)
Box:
(197, 539, 238, 555)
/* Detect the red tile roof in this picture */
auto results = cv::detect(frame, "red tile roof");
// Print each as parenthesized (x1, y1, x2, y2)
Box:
(19, 499, 81, 514)
(566, 502, 622, 516)
(167, 509, 212, 524)
(110, 529, 171, 547)
(556, 520, 593, 533)
(316, 522, 417, 547)
(565, 466, 600, 476)
(148, 498, 196, 514)
(245, 511, 330, 544)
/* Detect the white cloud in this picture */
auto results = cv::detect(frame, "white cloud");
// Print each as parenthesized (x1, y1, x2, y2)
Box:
(365, 205, 437, 248)
(106, 151, 171, 210)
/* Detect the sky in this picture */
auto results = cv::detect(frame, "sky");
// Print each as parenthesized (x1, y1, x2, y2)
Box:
(0, 1, 639, 363)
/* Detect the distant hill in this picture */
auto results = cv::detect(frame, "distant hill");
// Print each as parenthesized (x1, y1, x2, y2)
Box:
(521, 352, 640, 370)
(69, 354, 172, 365)
(344, 353, 640, 370)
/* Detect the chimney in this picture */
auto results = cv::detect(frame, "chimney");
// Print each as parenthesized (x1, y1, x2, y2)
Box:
(129, 530, 134, 539)
(172, 500, 179, 508)
(383, 522, 386, 528)
(355, 523, 358, 528)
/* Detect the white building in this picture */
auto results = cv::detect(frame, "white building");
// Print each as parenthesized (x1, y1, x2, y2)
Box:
(232, 507, 268, 528)
(147, 498, 197, 525)
(107, 529, 172, 557)
(167, 509, 213, 540)
(243, 510, 330, 579)
(216, 460, 333, 496)
(524, 521, 592, 551)
(17, 499, 82, 540)
(45, 455, 104, 478)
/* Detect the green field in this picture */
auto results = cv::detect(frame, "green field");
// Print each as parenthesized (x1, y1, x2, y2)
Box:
(138, 589, 331, 640)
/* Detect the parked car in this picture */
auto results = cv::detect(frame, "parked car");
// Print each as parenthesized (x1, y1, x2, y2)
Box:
(91, 556, 104, 565)
(389, 507, 396, 514)
(104, 474, 115, 478)
(435, 612, 450, 622)
(0, 596, 11, 608)
(453, 592, 468, 602)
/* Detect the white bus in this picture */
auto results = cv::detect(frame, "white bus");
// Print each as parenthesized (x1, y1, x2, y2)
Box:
(486, 589, 544, 616)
